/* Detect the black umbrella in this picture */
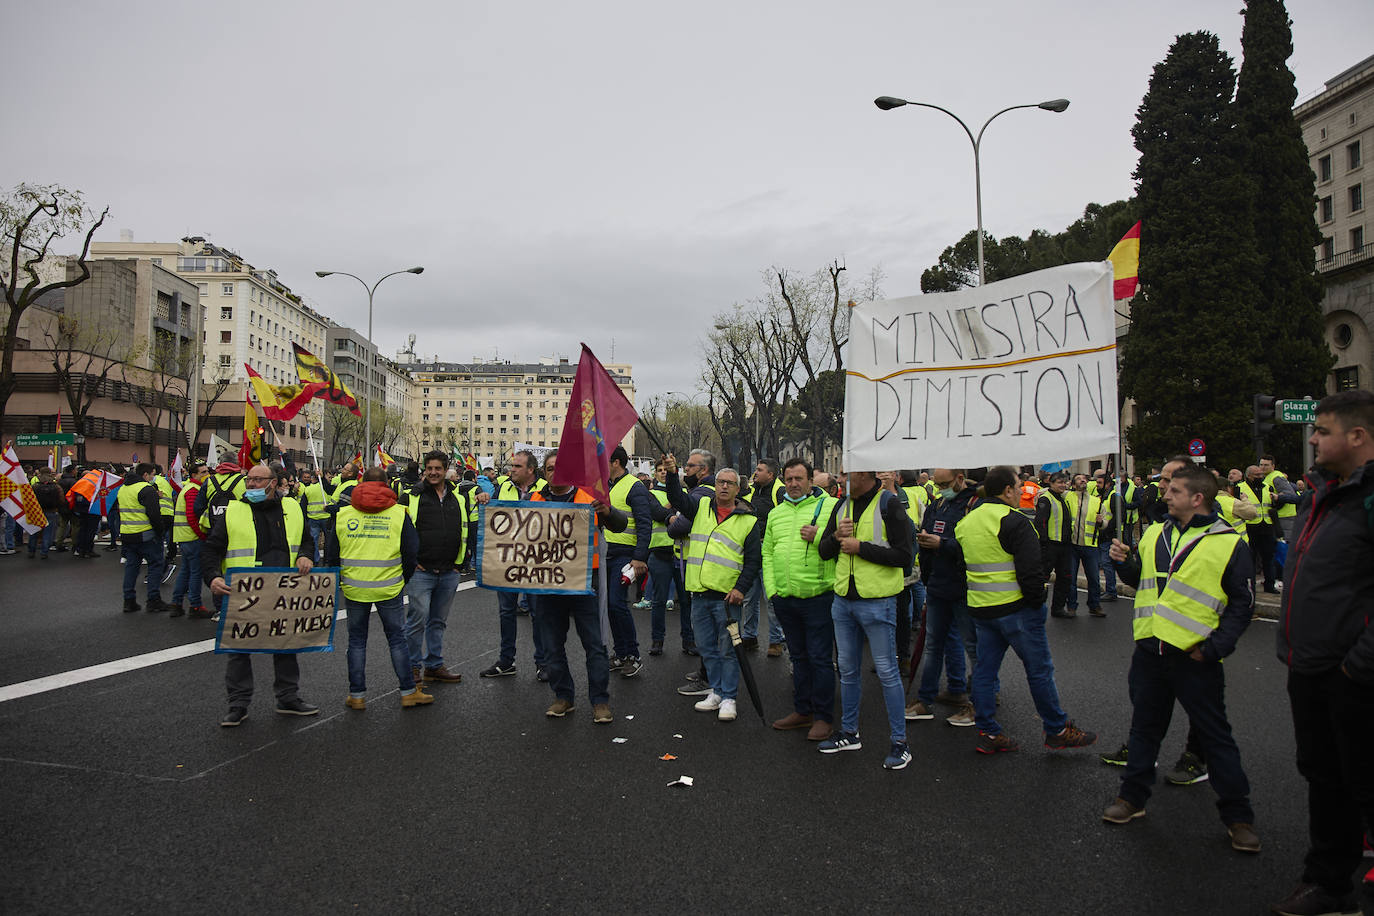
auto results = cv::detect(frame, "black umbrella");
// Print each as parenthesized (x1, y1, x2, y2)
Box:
(725, 618, 766, 723)
(904, 596, 928, 692)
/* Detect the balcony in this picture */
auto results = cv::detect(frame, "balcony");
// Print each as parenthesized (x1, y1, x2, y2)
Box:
(1318, 242, 1373, 274)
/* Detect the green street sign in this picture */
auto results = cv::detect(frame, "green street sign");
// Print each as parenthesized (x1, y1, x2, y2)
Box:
(1278, 399, 1318, 424)
(15, 433, 75, 446)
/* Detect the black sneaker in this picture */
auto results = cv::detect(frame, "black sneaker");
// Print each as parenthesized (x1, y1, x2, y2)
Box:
(649, 640, 664, 656)
(1269, 882, 1359, 916)
(479, 663, 517, 678)
(677, 679, 712, 697)
(1165, 751, 1209, 785)
(536, 667, 549, 682)
(219, 707, 248, 727)
(620, 656, 643, 678)
(276, 697, 320, 717)
(1100, 743, 1129, 766)
(168, 603, 186, 619)
(681, 642, 700, 657)
(608, 655, 624, 673)
(145, 599, 170, 613)
(123, 599, 141, 614)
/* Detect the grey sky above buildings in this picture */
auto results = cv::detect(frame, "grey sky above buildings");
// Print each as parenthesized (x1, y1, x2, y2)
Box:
(9, 1, 1373, 404)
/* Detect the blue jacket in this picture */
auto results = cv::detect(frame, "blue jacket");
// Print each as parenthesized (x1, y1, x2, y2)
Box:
(918, 486, 978, 600)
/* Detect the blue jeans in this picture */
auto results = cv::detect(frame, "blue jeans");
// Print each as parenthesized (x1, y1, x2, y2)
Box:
(971, 604, 1068, 736)
(345, 594, 415, 695)
(604, 548, 641, 658)
(171, 538, 203, 607)
(308, 518, 328, 564)
(121, 534, 165, 602)
(536, 592, 611, 705)
(27, 515, 58, 556)
(691, 595, 740, 700)
(773, 593, 836, 722)
(1068, 544, 1101, 610)
(2, 512, 14, 550)
(498, 589, 546, 668)
(918, 594, 972, 704)
(832, 594, 906, 743)
(742, 578, 785, 644)
(406, 568, 461, 669)
(1098, 542, 1118, 596)
(647, 551, 692, 645)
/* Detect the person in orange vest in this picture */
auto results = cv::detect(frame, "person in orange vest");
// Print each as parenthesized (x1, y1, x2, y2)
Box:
(1019, 475, 1041, 515)
(531, 449, 628, 723)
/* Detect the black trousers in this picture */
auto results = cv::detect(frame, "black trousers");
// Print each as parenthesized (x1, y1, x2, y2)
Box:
(1040, 541, 1072, 612)
(1288, 668, 1374, 895)
(1120, 644, 1253, 824)
(1249, 523, 1277, 589)
(225, 653, 301, 709)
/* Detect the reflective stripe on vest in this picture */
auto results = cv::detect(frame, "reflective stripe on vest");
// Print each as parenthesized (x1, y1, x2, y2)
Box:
(173, 483, 201, 543)
(155, 477, 174, 517)
(117, 481, 153, 535)
(833, 490, 904, 599)
(336, 504, 407, 601)
(1130, 519, 1239, 650)
(1037, 492, 1066, 542)
(955, 501, 1023, 609)
(604, 474, 640, 547)
(222, 498, 305, 575)
(684, 498, 757, 593)
(1123, 481, 1139, 524)
(301, 482, 330, 520)
(1066, 489, 1110, 547)
(648, 489, 672, 549)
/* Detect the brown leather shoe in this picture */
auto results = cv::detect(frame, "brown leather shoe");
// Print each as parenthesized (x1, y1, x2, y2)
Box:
(767, 642, 784, 657)
(412, 666, 425, 685)
(1228, 822, 1261, 853)
(806, 720, 833, 742)
(772, 711, 813, 731)
(1102, 797, 1145, 824)
(424, 665, 462, 683)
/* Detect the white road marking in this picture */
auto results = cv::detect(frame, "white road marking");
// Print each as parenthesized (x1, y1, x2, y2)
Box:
(0, 580, 481, 704)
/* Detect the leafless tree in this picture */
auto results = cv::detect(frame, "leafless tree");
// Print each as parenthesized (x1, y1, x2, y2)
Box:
(1, 183, 108, 438)
(38, 313, 144, 465)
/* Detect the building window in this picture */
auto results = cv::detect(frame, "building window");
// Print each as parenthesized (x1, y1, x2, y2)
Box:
(1334, 366, 1360, 390)
(1333, 323, 1354, 349)
(1353, 226, 1366, 251)
(1318, 155, 1332, 182)
(221, 331, 232, 343)
(218, 354, 232, 369)
(1353, 184, 1365, 213)
(1321, 236, 1336, 261)
(1320, 196, 1334, 222)
(150, 257, 162, 266)
(220, 306, 233, 320)
(1349, 141, 1363, 170)
(221, 283, 234, 296)
(198, 282, 208, 297)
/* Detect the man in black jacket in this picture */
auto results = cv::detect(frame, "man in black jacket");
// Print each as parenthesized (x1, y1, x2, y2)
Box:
(1271, 390, 1374, 916)
(404, 451, 467, 685)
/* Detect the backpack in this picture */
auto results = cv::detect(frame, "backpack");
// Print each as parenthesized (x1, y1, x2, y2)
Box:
(198, 473, 244, 535)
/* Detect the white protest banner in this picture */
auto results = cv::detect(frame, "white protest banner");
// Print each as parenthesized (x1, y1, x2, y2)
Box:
(215, 567, 341, 654)
(513, 442, 554, 465)
(843, 261, 1118, 471)
(477, 500, 595, 595)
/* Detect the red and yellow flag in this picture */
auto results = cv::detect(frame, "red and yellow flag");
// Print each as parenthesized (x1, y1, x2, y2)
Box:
(238, 395, 263, 469)
(293, 343, 361, 416)
(1108, 221, 1141, 300)
(375, 444, 396, 469)
(245, 364, 318, 422)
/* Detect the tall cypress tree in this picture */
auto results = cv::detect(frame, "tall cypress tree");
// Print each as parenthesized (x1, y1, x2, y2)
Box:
(1236, 0, 1332, 469)
(1120, 32, 1271, 472)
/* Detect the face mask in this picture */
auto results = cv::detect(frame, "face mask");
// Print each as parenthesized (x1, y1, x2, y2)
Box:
(684, 473, 699, 487)
(939, 487, 955, 500)
(244, 488, 269, 503)
(784, 491, 807, 503)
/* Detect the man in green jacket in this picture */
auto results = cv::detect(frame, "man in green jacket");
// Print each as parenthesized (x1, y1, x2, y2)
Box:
(762, 458, 840, 741)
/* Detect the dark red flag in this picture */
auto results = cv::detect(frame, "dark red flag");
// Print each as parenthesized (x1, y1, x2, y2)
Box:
(550, 344, 638, 501)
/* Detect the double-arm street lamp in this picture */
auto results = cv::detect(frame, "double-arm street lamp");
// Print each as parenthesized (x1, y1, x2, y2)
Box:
(314, 266, 424, 461)
(873, 95, 1070, 286)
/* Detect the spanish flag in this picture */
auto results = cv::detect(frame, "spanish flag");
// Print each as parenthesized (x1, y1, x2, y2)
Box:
(238, 395, 263, 469)
(374, 443, 396, 469)
(1108, 221, 1141, 300)
(292, 342, 361, 417)
(245, 364, 318, 422)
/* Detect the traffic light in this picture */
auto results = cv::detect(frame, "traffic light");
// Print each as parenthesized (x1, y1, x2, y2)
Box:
(1252, 394, 1276, 452)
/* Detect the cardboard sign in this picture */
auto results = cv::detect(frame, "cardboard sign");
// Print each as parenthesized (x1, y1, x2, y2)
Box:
(214, 567, 341, 654)
(844, 262, 1119, 470)
(477, 500, 594, 595)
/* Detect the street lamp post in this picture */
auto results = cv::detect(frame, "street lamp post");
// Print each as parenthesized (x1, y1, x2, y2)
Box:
(314, 266, 423, 462)
(874, 95, 1070, 285)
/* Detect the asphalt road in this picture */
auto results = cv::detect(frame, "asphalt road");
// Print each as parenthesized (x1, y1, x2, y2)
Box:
(0, 550, 1330, 915)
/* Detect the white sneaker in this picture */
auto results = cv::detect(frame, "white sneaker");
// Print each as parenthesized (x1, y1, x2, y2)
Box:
(694, 691, 722, 712)
(717, 698, 737, 721)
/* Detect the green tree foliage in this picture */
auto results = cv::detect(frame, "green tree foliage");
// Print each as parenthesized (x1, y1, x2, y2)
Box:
(920, 200, 1141, 293)
(1236, 0, 1331, 468)
(1120, 31, 1270, 472)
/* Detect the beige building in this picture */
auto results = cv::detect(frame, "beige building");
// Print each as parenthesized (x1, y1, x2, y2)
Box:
(406, 355, 635, 467)
(90, 234, 330, 462)
(1295, 53, 1374, 393)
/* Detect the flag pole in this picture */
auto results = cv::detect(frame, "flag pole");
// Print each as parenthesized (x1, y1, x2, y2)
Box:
(636, 418, 668, 457)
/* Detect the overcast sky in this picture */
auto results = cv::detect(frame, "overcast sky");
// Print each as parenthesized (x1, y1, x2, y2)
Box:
(9, 1, 1372, 403)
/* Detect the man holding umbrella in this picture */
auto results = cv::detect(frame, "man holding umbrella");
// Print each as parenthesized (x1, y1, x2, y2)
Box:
(666, 466, 762, 723)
